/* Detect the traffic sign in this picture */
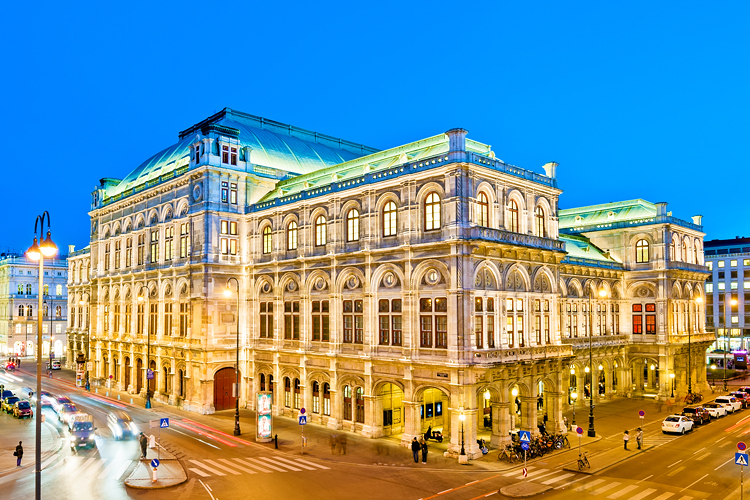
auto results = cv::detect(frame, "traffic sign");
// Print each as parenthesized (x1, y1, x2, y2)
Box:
(299, 415, 307, 425)
(638, 410, 645, 417)
(736, 453, 749, 466)
(522, 467, 528, 477)
(739, 442, 747, 451)
(521, 442, 529, 451)
(151, 458, 160, 468)
(160, 418, 169, 428)
(300, 408, 306, 415)
(576, 426, 584, 435)
(519, 430, 531, 443)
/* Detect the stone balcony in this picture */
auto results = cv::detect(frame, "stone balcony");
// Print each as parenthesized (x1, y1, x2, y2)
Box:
(472, 343, 573, 364)
(560, 334, 630, 349)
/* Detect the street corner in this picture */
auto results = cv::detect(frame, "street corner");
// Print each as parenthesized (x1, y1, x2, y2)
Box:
(124, 460, 188, 489)
(499, 482, 553, 498)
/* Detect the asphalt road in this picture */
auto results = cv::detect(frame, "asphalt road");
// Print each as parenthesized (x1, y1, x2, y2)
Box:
(1, 368, 749, 500)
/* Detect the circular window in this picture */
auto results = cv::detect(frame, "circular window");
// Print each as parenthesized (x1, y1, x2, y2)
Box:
(347, 276, 359, 289)
(315, 278, 326, 290)
(383, 272, 396, 288)
(287, 281, 297, 292)
(425, 269, 440, 285)
(261, 282, 272, 294)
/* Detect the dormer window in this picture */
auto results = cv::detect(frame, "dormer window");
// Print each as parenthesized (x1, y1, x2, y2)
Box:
(222, 145, 238, 166)
(194, 145, 201, 164)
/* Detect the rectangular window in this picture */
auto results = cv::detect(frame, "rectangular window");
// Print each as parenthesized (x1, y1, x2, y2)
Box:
(475, 316, 483, 349)
(534, 315, 541, 344)
(137, 304, 144, 335)
(719, 283, 726, 290)
(260, 302, 273, 338)
(230, 183, 237, 204)
(150, 230, 159, 263)
(149, 303, 158, 336)
(732, 282, 738, 290)
(179, 302, 189, 337)
(544, 316, 550, 343)
(706, 283, 714, 293)
(633, 315, 643, 334)
(645, 303, 655, 312)
(164, 226, 174, 261)
(487, 314, 495, 348)
(126, 238, 133, 267)
(311, 300, 329, 342)
(646, 314, 656, 334)
(731, 260, 738, 267)
(103, 305, 110, 332)
(104, 243, 110, 271)
(221, 181, 229, 203)
(180, 223, 190, 258)
(284, 301, 300, 340)
(114, 240, 121, 269)
(164, 303, 173, 335)
(114, 304, 120, 333)
(719, 260, 725, 268)
(516, 315, 524, 347)
(342, 299, 363, 344)
(507, 316, 514, 346)
(125, 304, 132, 334)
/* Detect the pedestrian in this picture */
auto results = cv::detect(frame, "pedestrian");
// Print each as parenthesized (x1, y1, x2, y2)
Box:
(420, 438, 428, 464)
(636, 428, 643, 450)
(537, 395, 543, 410)
(562, 416, 568, 433)
(411, 437, 420, 463)
(537, 421, 547, 436)
(543, 413, 548, 426)
(329, 434, 337, 454)
(139, 432, 148, 459)
(274, 434, 278, 449)
(339, 434, 347, 455)
(14, 441, 23, 466)
(425, 424, 432, 441)
(623, 430, 629, 450)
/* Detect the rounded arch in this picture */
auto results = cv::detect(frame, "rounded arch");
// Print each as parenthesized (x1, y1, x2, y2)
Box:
(334, 267, 367, 293)
(305, 270, 331, 294)
(134, 213, 146, 229)
(371, 263, 406, 291)
(111, 221, 122, 236)
(473, 260, 502, 290)
(612, 281, 625, 300)
(254, 274, 275, 296)
(413, 384, 451, 401)
(566, 277, 583, 298)
(147, 209, 159, 226)
(306, 370, 332, 386)
(672, 281, 683, 299)
(475, 385, 503, 404)
(278, 272, 302, 295)
(558, 278, 569, 297)
(506, 380, 531, 398)
(258, 218, 274, 232)
(534, 195, 552, 217)
(340, 199, 363, 219)
(176, 199, 190, 218)
(627, 281, 659, 299)
(506, 188, 526, 210)
(504, 263, 532, 292)
(475, 181, 497, 205)
(159, 279, 174, 299)
(281, 212, 300, 228)
(531, 266, 557, 294)
(100, 225, 111, 240)
(373, 379, 406, 395)
(278, 367, 301, 382)
(160, 203, 174, 222)
(415, 181, 446, 206)
(337, 374, 366, 393)
(374, 191, 401, 213)
(175, 278, 190, 298)
(123, 218, 133, 233)
(411, 259, 450, 289)
(309, 206, 329, 224)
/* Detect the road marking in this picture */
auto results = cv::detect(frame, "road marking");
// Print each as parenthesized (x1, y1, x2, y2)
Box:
(245, 458, 288, 472)
(467, 492, 498, 500)
(607, 484, 639, 498)
(437, 490, 452, 495)
(81, 459, 107, 478)
(420, 474, 501, 500)
(198, 479, 216, 500)
(715, 436, 728, 443)
(529, 470, 565, 482)
(294, 458, 331, 470)
(100, 458, 130, 480)
(232, 458, 274, 473)
(692, 447, 706, 454)
(503, 466, 537, 476)
(541, 473, 575, 485)
(715, 457, 734, 470)
(466, 480, 479, 485)
(574, 479, 605, 491)
(695, 452, 711, 461)
(203, 459, 242, 475)
(553, 475, 588, 490)
(720, 441, 732, 447)
(680, 473, 708, 492)
(260, 457, 304, 471)
(169, 427, 221, 450)
(676, 496, 694, 500)
(651, 493, 675, 500)
(591, 482, 621, 495)
(190, 468, 210, 477)
(271, 456, 320, 471)
(637, 474, 653, 483)
(189, 460, 226, 476)
(217, 458, 256, 474)
(668, 459, 682, 468)
(667, 465, 686, 477)
(629, 488, 657, 500)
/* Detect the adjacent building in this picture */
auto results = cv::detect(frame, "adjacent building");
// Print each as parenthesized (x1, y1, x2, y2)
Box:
(0, 253, 68, 359)
(68, 108, 711, 458)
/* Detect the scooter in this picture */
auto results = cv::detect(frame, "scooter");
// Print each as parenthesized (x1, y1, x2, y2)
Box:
(425, 430, 444, 442)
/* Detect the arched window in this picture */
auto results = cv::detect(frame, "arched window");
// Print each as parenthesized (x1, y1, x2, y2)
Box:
(508, 200, 519, 233)
(269, 374, 274, 395)
(314, 216, 327, 246)
(43, 284, 49, 296)
(27, 305, 33, 317)
(56, 285, 62, 296)
(694, 239, 700, 264)
(534, 206, 545, 237)
(424, 192, 441, 231)
(262, 226, 272, 254)
(670, 238, 676, 261)
(18, 305, 23, 317)
(287, 221, 298, 251)
(178, 369, 184, 398)
(26, 284, 32, 295)
(284, 377, 291, 407)
(163, 366, 169, 393)
(323, 382, 331, 415)
(383, 201, 397, 237)
(260, 373, 266, 392)
(343, 385, 352, 420)
(355, 387, 364, 423)
(682, 240, 688, 263)
(55, 305, 62, 319)
(17, 285, 23, 295)
(43, 305, 49, 317)
(636, 239, 650, 263)
(294, 378, 301, 409)
(346, 209, 360, 242)
(477, 192, 489, 227)
(312, 381, 320, 413)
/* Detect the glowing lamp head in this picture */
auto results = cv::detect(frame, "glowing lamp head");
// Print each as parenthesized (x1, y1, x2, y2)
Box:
(669, 373, 675, 379)
(650, 364, 655, 371)
(40, 230, 58, 257)
(731, 298, 738, 306)
(584, 366, 590, 373)
(137, 295, 144, 303)
(458, 413, 466, 422)
(484, 390, 491, 400)
(570, 367, 575, 375)
(26, 237, 41, 261)
(711, 364, 717, 370)
(695, 296, 703, 304)
(598, 288, 607, 298)
(223, 287, 232, 298)
(571, 392, 578, 400)
(78, 300, 84, 306)
(598, 364, 603, 371)
(511, 387, 519, 397)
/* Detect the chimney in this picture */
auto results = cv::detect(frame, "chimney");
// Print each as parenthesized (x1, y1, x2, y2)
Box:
(542, 162, 558, 179)
(445, 128, 468, 152)
(656, 202, 668, 216)
(692, 215, 703, 225)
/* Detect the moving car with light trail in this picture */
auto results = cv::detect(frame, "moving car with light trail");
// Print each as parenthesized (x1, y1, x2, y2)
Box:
(107, 410, 138, 440)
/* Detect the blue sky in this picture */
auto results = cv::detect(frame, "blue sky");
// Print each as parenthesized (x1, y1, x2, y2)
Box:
(2, 1, 748, 255)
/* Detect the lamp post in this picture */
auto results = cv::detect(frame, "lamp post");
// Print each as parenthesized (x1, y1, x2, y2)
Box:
(669, 372, 675, 398)
(458, 411, 466, 456)
(25, 211, 58, 500)
(78, 299, 90, 391)
(137, 285, 151, 408)
(224, 278, 241, 436)
(587, 285, 607, 438)
(571, 391, 578, 426)
(711, 364, 716, 387)
(687, 296, 703, 394)
(724, 296, 738, 392)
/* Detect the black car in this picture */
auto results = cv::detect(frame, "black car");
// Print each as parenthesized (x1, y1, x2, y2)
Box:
(682, 406, 711, 425)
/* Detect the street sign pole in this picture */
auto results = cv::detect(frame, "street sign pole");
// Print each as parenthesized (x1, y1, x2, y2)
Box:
(739, 442, 748, 500)
(300, 408, 306, 455)
(524, 449, 527, 481)
(639, 410, 646, 450)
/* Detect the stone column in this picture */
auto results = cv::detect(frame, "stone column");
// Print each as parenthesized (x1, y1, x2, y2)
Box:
(401, 401, 422, 446)
(492, 402, 509, 447)
(547, 391, 563, 433)
(521, 396, 538, 435)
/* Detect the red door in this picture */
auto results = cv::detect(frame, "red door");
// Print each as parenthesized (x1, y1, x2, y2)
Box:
(214, 367, 237, 411)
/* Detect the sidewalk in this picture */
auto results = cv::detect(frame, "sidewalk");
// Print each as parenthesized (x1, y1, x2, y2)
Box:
(0, 418, 61, 476)
(124, 441, 187, 489)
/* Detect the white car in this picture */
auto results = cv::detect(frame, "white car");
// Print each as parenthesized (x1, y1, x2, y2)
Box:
(715, 396, 742, 413)
(662, 415, 694, 435)
(703, 402, 728, 418)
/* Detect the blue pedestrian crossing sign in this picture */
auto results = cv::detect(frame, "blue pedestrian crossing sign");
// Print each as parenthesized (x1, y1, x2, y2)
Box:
(519, 430, 531, 443)
(160, 418, 169, 428)
(736, 453, 749, 466)
(151, 458, 160, 468)
(299, 415, 307, 425)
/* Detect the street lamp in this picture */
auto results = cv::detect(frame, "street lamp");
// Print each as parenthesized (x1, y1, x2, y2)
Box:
(137, 285, 151, 409)
(458, 411, 466, 456)
(587, 285, 607, 438)
(43, 293, 53, 373)
(25, 211, 58, 500)
(687, 296, 703, 394)
(224, 278, 241, 436)
(78, 298, 90, 391)
(571, 391, 578, 425)
(710, 364, 717, 387)
(724, 296, 738, 392)
(669, 372, 675, 398)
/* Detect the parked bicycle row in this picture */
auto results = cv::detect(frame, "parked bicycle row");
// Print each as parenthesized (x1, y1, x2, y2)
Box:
(498, 432, 570, 463)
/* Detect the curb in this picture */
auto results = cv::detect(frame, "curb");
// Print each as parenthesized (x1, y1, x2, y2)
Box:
(499, 482, 553, 498)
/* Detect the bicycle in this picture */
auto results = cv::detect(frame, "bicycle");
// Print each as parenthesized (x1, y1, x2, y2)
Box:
(554, 434, 570, 449)
(499, 445, 519, 463)
(577, 452, 590, 470)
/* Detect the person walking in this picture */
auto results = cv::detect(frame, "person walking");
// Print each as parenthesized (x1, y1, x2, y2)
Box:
(14, 441, 23, 466)
(339, 434, 347, 455)
(636, 428, 643, 450)
(623, 430, 630, 450)
(411, 437, 420, 463)
(329, 434, 337, 455)
(420, 438, 428, 464)
(139, 433, 148, 460)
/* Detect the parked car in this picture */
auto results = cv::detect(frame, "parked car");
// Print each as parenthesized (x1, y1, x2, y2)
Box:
(13, 400, 33, 419)
(46, 360, 61, 370)
(51, 396, 73, 413)
(682, 406, 711, 425)
(107, 410, 138, 440)
(2, 396, 20, 413)
(57, 403, 80, 425)
(662, 415, 694, 434)
(703, 402, 728, 418)
(1, 390, 14, 400)
(715, 396, 742, 413)
(730, 392, 750, 408)
(737, 386, 750, 396)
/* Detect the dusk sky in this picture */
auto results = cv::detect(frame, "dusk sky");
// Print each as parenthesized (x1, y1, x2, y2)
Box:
(2, 2, 748, 256)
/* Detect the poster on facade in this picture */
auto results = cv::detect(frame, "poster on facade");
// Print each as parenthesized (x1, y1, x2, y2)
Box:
(76, 362, 85, 387)
(257, 392, 273, 442)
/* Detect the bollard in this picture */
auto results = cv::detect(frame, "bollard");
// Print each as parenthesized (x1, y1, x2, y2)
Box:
(130, 398, 133, 404)
(117, 394, 121, 400)
(95, 388, 98, 394)
(106, 391, 109, 397)
(151, 467, 157, 483)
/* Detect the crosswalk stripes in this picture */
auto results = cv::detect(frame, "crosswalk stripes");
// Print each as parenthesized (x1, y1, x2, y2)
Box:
(187, 456, 331, 478)
(49, 456, 134, 481)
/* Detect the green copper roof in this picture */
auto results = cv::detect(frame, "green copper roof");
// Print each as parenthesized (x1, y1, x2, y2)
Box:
(560, 234, 621, 263)
(107, 108, 380, 197)
(558, 199, 656, 229)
